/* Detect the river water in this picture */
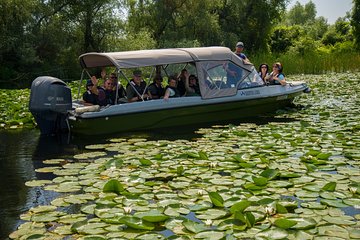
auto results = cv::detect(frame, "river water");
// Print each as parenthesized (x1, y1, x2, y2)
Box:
(0, 127, 203, 239)
(0, 130, 78, 239)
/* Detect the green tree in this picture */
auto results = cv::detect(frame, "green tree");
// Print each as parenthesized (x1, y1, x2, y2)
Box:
(0, 0, 125, 87)
(351, 0, 360, 49)
(269, 25, 303, 53)
(218, 0, 286, 52)
(286, 1, 316, 25)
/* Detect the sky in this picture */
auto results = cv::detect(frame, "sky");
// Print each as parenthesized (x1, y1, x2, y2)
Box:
(287, 0, 353, 24)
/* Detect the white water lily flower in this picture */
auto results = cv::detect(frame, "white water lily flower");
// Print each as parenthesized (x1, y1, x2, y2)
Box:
(349, 187, 358, 194)
(209, 162, 217, 168)
(197, 189, 204, 196)
(205, 219, 212, 226)
(123, 207, 132, 214)
(265, 206, 276, 216)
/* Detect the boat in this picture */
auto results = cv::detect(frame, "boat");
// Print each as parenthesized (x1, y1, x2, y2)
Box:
(29, 47, 310, 136)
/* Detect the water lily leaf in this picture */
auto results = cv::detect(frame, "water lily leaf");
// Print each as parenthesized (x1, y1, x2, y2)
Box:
(245, 212, 255, 227)
(300, 202, 326, 210)
(31, 211, 64, 222)
(102, 179, 124, 194)
(176, 166, 184, 175)
(322, 182, 336, 192)
(135, 210, 169, 222)
(289, 217, 316, 230)
(30, 205, 57, 213)
(255, 228, 288, 239)
(182, 220, 208, 233)
(343, 198, 360, 207)
(252, 176, 268, 186)
(239, 162, 256, 168)
(139, 158, 153, 166)
(136, 233, 166, 239)
(274, 218, 297, 229)
(243, 183, 265, 191)
(276, 203, 288, 214)
(323, 215, 356, 225)
(302, 184, 321, 192)
(319, 191, 337, 200)
(81, 235, 107, 240)
(304, 163, 317, 172)
(189, 202, 212, 211)
(120, 216, 155, 230)
(295, 189, 319, 198)
(316, 152, 332, 160)
(196, 209, 229, 220)
(229, 200, 252, 214)
(104, 159, 123, 169)
(25, 234, 45, 239)
(280, 172, 301, 178)
(260, 169, 279, 180)
(317, 225, 349, 239)
(198, 151, 208, 160)
(208, 192, 224, 207)
(194, 230, 225, 239)
(320, 199, 349, 208)
(305, 150, 321, 157)
(25, 180, 52, 187)
(350, 229, 360, 239)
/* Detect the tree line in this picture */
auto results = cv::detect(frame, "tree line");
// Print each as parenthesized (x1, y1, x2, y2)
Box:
(1, 0, 359, 88)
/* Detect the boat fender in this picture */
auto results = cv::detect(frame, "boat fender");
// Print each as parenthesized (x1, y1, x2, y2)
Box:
(75, 105, 100, 114)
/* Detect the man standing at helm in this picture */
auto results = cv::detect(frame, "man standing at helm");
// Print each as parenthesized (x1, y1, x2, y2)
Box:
(234, 41, 250, 63)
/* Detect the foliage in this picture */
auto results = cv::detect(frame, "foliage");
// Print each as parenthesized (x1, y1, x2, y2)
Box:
(352, 0, 360, 49)
(0, 0, 359, 88)
(286, 1, 316, 25)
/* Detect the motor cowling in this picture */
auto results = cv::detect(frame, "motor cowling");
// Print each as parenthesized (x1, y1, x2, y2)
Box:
(29, 76, 72, 135)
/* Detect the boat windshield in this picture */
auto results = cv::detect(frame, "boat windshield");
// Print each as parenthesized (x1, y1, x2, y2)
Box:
(197, 60, 261, 99)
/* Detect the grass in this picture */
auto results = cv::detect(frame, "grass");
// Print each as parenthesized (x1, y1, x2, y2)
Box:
(251, 51, 360, 74)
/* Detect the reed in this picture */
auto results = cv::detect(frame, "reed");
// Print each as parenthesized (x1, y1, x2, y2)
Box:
(251, 52, 360, 74)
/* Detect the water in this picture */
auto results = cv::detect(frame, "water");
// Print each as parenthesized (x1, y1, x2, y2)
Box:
(0, 127, 202, 239)
(0, 130, 81, 239)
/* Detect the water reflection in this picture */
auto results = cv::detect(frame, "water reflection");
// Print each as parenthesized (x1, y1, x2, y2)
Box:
(0, 130, 38, 239)
(0, 130, 80, 239)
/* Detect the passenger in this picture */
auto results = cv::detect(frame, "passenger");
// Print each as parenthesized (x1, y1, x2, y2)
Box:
(234, 41, 250, 63)
(109, 73, 126, 102)
(126, 70, 151, 102)
(82, 79, 98, 105)
(184, 73, 200, 96)
(87, 76, 114, 106)
(176, 69, 187, 96)
(265, 62, 287, 86)
(258, 63, 269, 83)
(163, 75, 180, 100)
(148, 75, 165, 99)
(100, 68, 126, 104)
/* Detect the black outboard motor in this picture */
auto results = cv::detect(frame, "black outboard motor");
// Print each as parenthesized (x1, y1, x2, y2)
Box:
(29, 76, 72, 135)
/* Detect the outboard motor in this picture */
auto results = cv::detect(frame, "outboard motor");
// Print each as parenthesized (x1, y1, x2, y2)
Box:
(29, 76, 72, 135)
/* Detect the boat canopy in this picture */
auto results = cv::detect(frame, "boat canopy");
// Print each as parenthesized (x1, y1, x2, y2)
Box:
(79, 47, 252, 71)
(79, 47, 260, 100)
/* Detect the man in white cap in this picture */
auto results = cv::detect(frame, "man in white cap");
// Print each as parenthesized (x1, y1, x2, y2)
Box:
(235, 41, 250, 63)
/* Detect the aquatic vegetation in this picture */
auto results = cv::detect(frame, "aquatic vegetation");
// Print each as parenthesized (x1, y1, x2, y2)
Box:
(0, 82, 78, 130)
(0, 89, 35, 129)
(9, 72, 360, 239)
